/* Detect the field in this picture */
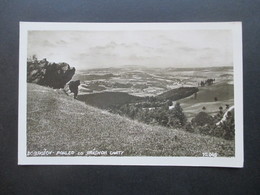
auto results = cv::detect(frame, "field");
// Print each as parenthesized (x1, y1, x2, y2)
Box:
(179, 82, 234, 120)
(27, 83, 235, 157)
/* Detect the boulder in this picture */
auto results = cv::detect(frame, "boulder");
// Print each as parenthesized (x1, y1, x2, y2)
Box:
(27, 58, 75, 89)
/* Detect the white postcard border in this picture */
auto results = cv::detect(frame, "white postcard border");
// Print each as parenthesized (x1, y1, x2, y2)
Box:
(18, 22, 243, 167)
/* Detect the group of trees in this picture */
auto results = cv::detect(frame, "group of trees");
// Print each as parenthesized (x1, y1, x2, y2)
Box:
(109, 99, 235, 140)
(199, 78, 215, 87)
(187, 105, 235, 140)
(110, 101, 187, 128)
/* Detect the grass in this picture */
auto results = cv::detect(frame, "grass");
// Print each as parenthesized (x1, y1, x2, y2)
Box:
(27, 83, 235, 157)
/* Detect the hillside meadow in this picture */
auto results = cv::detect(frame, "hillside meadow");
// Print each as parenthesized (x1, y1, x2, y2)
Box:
(27, 83, 234, 157)
(179, 81, 234, 120)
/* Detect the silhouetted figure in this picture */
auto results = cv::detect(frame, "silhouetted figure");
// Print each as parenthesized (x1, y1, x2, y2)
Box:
(69, 80, 80, 99)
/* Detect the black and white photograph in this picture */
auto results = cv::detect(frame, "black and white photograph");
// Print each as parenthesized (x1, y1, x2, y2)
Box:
(18, 22, 243, 166)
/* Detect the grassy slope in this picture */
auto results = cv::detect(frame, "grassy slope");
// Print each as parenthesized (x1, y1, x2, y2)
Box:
(27, 83, 234, 157)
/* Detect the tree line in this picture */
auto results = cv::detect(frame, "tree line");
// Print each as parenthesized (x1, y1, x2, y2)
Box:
(109, 101, 234, 140)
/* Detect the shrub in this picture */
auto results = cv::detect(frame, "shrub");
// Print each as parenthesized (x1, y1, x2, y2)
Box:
(189, 109, 235, 140)
(221, 111, 235, 140)
(185, 122, 194, 133)
(192, 112, 214, 126)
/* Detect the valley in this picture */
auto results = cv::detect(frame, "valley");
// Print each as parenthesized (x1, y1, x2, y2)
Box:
(74, 66, 234, 120)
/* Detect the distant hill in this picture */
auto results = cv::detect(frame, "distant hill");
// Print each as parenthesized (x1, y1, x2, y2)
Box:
(73, 73, 119, 81)
(164, 66, 233, 72)
(77, 87, 198, 109)
(27, 83, 234, 157)
(156, 87, 199, 101)
(77, 92, 144, 109)
(179, 82, 234, 119)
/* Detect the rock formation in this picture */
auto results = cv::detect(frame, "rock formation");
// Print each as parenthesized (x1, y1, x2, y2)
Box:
(27, 58, 75, 89)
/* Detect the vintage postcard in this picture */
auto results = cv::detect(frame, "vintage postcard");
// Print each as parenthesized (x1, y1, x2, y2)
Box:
(18, 22, 243, 167)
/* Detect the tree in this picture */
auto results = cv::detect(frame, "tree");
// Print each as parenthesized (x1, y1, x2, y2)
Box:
(166, 100, 173, 107)
(221, 111, 235, 140)
(219, 106, 223, 115)
(32, 54, 38, 62)
(168, 102, 187, 127)
(192, 112, 213, 126)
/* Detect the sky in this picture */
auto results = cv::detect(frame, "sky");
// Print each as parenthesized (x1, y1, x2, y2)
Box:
(27, 30, 233, 70)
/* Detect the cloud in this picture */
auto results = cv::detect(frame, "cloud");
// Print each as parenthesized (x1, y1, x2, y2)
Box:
(55, 40, 67, 46)
(27, 30, 233, 69)
(42, 40, 55, 47)
(177, 46, 218, 54)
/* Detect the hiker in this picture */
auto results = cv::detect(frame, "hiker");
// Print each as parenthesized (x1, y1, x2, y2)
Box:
(68, 80, 80, 99)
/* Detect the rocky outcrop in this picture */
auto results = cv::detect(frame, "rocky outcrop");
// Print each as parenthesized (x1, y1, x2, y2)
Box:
(27, 58, 75, 89)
